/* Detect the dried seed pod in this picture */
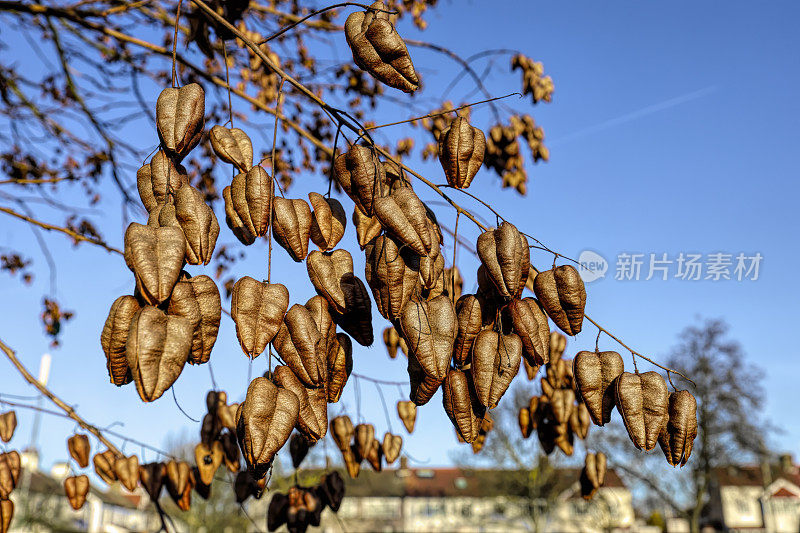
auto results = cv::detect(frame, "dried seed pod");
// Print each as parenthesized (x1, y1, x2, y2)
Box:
(333, 145, 388, 216)
(64, 475, 90, 511)
(156, 83, 205, 160)
(223, 186, 256, 246)
(115, 455, 140, 492)
(344, 451, 360, 481)
(546, 357, 569, 389)
(124, 223, 185, 305)
(233, 470, 260, 504)
(0, 452, 19, 500)
(268, 492, 290, 531)
(167, 274, 221, 365)
(210, 125, 253, 172)
(272, 304, 326, 388)
(534, 265, 586, 336)
(518, 407, 532, 439)
(438, 117, 486, 189)
(507, 298, 550, 367)
(327, 333, 353, 403)
(191, 466, 211, 500)
(305, 295, 337, 362)
(383, 326, 401, 359)
(442, 369, 483, 444)
(365, 438, 383, 472)
(309, 192, 346, 251)
(354, 424, 376, 460)
(0, 498, 12, 533)
(200, 413, 221, 445)
(307, 249, 355, 314)
(220, 431, 240, 473)
(137, 149, 188, 212)
(401, 295, 457, 405)
(194, 441, 223, 486)
(364, 234, 420, 320)
(573, 350, 624, 426)
(570, 402, 592, 440)
(318, 471, 345, 512)
(549, 332, 567, 363)
(0, 411, 17, 443)
(237, 377, 299, 478)
(353, 204, 383, 248)
(583, 452, 602, 491)
(382, 433, 402, 464)
(289, 433, 311, 469)
(550, 388, 576, 425)
(330, 275, 374, 347)
(126, 306, 192, 402)
(418, 215, 443, 290)
(272, 197, 312, 262)
(344, 1, 419, 93)
(453, 294, 492, 367)
(471, 330, 522, 409)
(232, 166, 274, 237)
(166, 460, 191, 500)
(615, 371, 669, 451)
(174, 182, 219, 265)
(273, 365, 328, 443)
(658, 390, 698, 467)
(476, 221, 530, 300)
(231, 277, 289, 359)
(523, 358, 541, 381)
(331, 416, 355, 452)
(554, 421, 574, 456)
(93, 450, 117, 485)
(67, 434, 90, 469)
(138, 462, 166, 502)
(374, 188, 432, 256)
(397, 401, 417, 433)
(100, 295, 140, 386)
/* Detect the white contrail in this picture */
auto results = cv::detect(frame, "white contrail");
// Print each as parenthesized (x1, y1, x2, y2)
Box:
(548, 85, 718, 147)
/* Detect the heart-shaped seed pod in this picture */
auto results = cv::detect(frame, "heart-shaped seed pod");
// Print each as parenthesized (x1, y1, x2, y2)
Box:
(200, 413, 221, 445)
(167, 274, 221, 365)
(396, 401, 417, 433)
(331, 416, 355, 452)
(518, 407, 532, 439)
(534, 265, 586, 336)
(583, 452, 606, 492)
(237, 377, 299, 478)
(268, 492, 290, 531)
(0, 412, 16, 443)
(100, 295, 140, 386)
(156, 83, 205, 160)
(228, 165, 274, 240)
(223, 186, 256, 246)
(231, 277, 289, 359)
(289, 433, 311, 469)
(137, 149, 188, 212)
(658, 390, 698, 467)
(476, 221, 530, 301)
(507, 298, 550, 367)
(305, 295, 336, 362)
(471, 330, 522, 409)
(0, 452, 19, 500)
(382, 433, 402, 464)
(327, 333, 353, 403)
(174, 182, 219, 265)
(330, 275, 374, 347)
(93, 450, 117, 484)
(573, 350, 624, 426)
(165, 460, 191, 500)
(67, 434, 90, 469)
(546, 357, 569, 389)
(210, 125, 253, 173)
(317, 471, 345, 512)
(138, 462, 166, 502)
(124, 223, 185, 305)
(272, 304, 325, 388)
(550, 388, 576, 425)
(364, 234, 420, 320)
(453, 294, 493, 367)
(366, 438, 383, 472)
(438, 116, 486, 189)
(273, 365, 328, 443)
(354, 423, 376, 460)
(550, 331, 567, 362)
(442, 369, 484, 444)
(570, 402, 592, 440)
(307, 249, 355, 314)
(353, 204, 383, 248)
(126, 306, 192, 402)
(194, 441, 223, 486)
(309, 192, 346, 251)
(418, 213, 444, 290)
(344, 1, 419, 93)
(523, 358, 541, 381)
(64, 475, 90, 510)
(115, 455, 140, 492)
(0, 500, 12, 533)
(401, 295, 457, 405)
(383, 326, 401, 359)
(333, 145, 388, 216)
(272, 197, 312, 262)
(374, 188, 432, 256)
(615, 371, 669, 451)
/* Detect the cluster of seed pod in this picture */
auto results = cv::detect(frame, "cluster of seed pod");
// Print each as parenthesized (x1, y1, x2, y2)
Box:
(484, 115, 549, 194)
(511, 54, 555, 104)
(0, 411, 18, 533)
(267, 472, 345, 533)
(101, 84, 222, 403)
(329, 415, 404, 479)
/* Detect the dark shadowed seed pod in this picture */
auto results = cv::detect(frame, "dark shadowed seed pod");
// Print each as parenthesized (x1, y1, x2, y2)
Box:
(331, 275, 374, 347)
(210, 125, 253, 173)
(138, 462, 166, 502)
(476, 222, 530, 300)
(156, 83, 205, 160)
(438, 116, 486, 189)
(534, 265, 587, 336)
(452, 294, 492, 368)
(100, 295, 140, 386)
(327, 333, 353, 403)
(364, 234, 420, 320)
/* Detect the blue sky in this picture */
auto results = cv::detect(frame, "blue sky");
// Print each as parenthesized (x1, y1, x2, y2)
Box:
(1, 1, 798, 473)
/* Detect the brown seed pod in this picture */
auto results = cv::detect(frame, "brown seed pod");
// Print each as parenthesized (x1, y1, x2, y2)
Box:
(401, 295, 457, 405)
(0, 452, 20, 500)
(365, 438, 383, 472)
(231, 277, 289, 359)
(126, 306, 192, 402)
(354, 424, 375, 460)
(190, 467, 211, 501)
(307, 249, 355, 314)
(219, 431, 240, 473)
(529, 396, 542, 431)
(115, 455, 140, 492)
(442, 369, 483, 444)
(167, 274, 221, 365)
(364, 234, 420, 320)
(100, 295, 140, 386)
(272, 365, 328, 443)
(222, 186, 255, 246)
(289, 433, 311, 469)
(318, 471, 346, 512)
(615, 371, 669, 451)
(383, 326, 401, 359)
(344, 1, 419, 93)
(156, 83, 205, 160)
(476, 221, 530, 301)
(67, 434, 90, 469)
(570, 402, 592, 440)
(138, 462, 166, 502)
(396, 401, 417, 433)
(518, 407, 532, 439)
(233, 470, 259, 504)
(418, 214, 444, 290)
(438, 116, 486, 189)
(507, 298, 550, 367)
(352, 204, 383, 249)
(305, 295, 336, 362)
(382, 433, 402, 464)
(453, 294, 493, 367)
(224, 166, 274, 245)
(0, 412, 15, 443)
(327, 333, 353, 403)
(124, 223, 185, 305)
(272, 197, 312, 262)
(64, 475, 90, 511)
(0, 498, 12, 533)
(237, 377, 299, 478)
(210, 125, 253, 173)
(93, 450, 117, 484)
(272, 304, 326, 388)
(137, 149, 188, 212)
(658, 390, 698, 467)
(546, 357, 569, 389)
(268, 492, 290, 531)
(165, 460, 191, 500)
(522, 359, 541, 381)
(194, 441, 223, 486)
(309, 192, 346, 251)
(341, 449, 361, 479)
(573, 350, 624, 426)
(549, 331, 567, 362)
(374, 188, 432, 256)
(550, 388, 576, 425)
(533, 265, 586, 336)
(330, 275, 374, 346)
(334, 145, 388, 216)
(471, 330, 522, 409)
(200, 413, 221, 445)
(331, 416, 355, 452)
(173, 182, 219, 265)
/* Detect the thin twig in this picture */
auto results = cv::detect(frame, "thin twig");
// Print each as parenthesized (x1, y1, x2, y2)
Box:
(259, 2, 397, 44)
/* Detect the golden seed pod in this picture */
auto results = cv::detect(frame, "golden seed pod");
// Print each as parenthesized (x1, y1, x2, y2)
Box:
(615, 371, 669, 452)
(209, 125, 253, 173)
(331, 415, 355, 452)
(137, 149, 188, 212)
(272, 304, 326, 388)
(123, 223, 185, 305)
(64, 475, 90, 511)
(573, 350, 624, 426)
(397, 401, 417, 433)
(658, 390, 698, 467)
(100, 295, 140, 386)
(438, 116, 486, 189)
(334, 145, 389, 216)
(382, 433, 402, 464)
(272, 197, 312, 262)
(67, 434, 90, 469)
(231, 277, 289, 359)
(272, 365, 327, 444)
(507, 297, 550, 367)
(327, 333, 353, 403)
(306, 249, 355, 314)
(93, 450, 117, 485)
(309, 192, 347, 251)
(167, 274, 221, 365)
(156, 83, 205, 161)
(0, 412, 16, 444)
(442, 368, 483, 444)
(373, 187, 432, 256)
(114, 455, 139, 492)
(353, 204, 383, 249)
(471, 330, 522, 409)
(364, 234, 420, 320)
(534, 265, 587, 336)
(226, 165, 274, 244)
(476, 221, 530, 301)
(173, 182, 220, 265)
